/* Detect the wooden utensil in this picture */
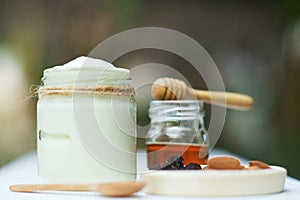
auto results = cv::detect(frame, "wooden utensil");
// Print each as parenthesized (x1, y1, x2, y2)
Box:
(10, 181, 145, 197)
(152, 77, 253, 110)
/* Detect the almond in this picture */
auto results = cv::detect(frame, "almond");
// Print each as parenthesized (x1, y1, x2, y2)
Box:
(249, 160, 270, 169)
(237, 165, 245, 170)
(244, 166, 261, 170)
(207, 156, 241, 169)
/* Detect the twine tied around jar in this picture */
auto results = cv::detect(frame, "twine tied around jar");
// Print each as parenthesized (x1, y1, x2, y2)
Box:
(37, 86, 135, 98)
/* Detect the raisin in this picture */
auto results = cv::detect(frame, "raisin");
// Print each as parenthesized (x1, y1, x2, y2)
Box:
(185, 163, 202, 170)
(166, 154, 184, 169)
(161, 154, 184, 170)
(149, 154, 187, 170)
(149, 154, 183, 170)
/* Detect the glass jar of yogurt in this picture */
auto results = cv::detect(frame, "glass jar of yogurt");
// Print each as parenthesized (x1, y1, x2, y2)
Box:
(37, 56, 136, 183)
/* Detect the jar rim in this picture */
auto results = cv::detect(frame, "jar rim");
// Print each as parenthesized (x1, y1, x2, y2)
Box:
(149, 100, 205, 122)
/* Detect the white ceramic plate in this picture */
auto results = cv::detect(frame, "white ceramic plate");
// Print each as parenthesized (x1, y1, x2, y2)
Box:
(141, 166, 287, 196)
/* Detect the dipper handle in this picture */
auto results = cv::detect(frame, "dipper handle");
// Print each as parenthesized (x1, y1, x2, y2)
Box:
(152, 77, 253, 110)
(10, 181, 145, 197)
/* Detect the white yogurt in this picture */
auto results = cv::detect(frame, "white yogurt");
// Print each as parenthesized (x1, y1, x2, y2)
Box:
(42, 56, 131, 87)
(37, 56, 136, 183)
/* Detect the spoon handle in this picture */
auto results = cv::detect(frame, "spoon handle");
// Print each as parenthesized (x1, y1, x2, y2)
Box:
(194, 90, 253, 110)
(10, 184, 92, 192)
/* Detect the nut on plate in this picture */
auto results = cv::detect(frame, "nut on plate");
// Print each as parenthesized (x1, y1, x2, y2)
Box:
(207, 156, 242, 170)
(245, 166, 261, 170)
(249, 160, 270, 169)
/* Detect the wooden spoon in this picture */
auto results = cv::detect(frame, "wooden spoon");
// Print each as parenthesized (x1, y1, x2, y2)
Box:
(152, 77, 253, 110)
(10, 181, 145, 197)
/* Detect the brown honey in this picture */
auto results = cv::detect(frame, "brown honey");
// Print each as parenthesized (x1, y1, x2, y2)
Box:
(146, 143, 208, 168)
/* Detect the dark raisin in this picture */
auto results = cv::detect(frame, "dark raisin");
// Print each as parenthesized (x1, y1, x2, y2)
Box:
(161, 154, 185, 170)
(166, 154, 184, 169)
(185, 163, 202, 170)
(164, 154, 184, 169)
(161, 164, 178, 170)
(149, 154, 185, 170)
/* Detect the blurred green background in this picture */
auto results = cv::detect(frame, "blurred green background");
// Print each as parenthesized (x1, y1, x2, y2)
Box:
(0, 0, 299, 179)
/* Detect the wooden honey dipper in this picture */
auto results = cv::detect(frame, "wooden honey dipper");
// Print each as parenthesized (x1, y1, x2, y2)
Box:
(151, 77, 253, 110)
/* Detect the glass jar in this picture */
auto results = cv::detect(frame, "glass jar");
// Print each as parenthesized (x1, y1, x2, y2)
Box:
(37, 56, 136, 183)
(146, 100, 209, 169)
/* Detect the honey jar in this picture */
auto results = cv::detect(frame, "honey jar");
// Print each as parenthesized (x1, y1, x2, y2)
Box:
(146, 100, 209, 169)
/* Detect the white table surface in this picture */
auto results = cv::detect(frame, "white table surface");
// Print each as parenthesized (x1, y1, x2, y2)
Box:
(1, 148, 299, 200)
